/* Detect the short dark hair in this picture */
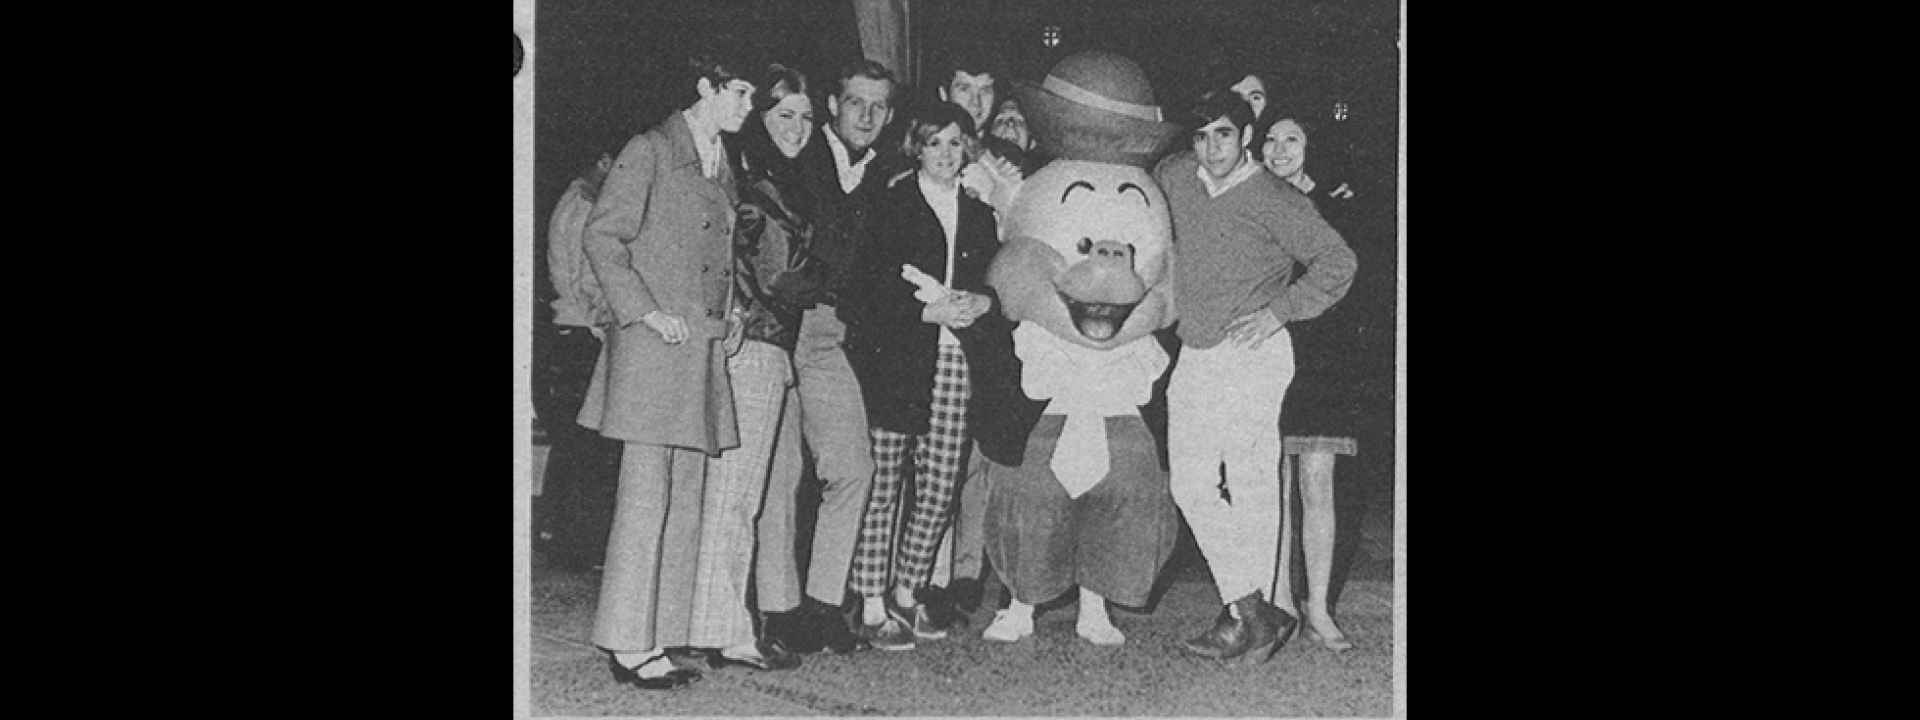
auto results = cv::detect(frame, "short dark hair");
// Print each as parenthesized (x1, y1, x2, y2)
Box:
(678, 51, 751, 108)
(900, 101, 979, 164)
(1184, 89, 1255, 133)
(830, 59, 896, 102)
(939, 45, 998, 87)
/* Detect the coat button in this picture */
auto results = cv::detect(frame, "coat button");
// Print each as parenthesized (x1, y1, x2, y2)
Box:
(701, 219, 711, 229)
(701, 264, 710, 273)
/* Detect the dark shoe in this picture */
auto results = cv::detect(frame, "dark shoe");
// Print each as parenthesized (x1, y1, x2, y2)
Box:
(911, 603, 949, 640)
(607, 655, 699, 690)
(800, 600, 871, 654)
(867, 611, 916, 651)
(663, 647, 709, 674)
(913, 585, 970, 633)
(1181, 605, 1243, 658)
(947, 577, 983, 613)
(710, 637, 802, 671)
(762, 610, 825, 654)
(1224, 591, 1297, 665)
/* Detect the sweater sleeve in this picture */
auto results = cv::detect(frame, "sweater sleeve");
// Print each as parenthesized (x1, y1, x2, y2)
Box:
(1263, 196, 1357, 324)
(546, 181, 604, 328)
(582, 134, 662, 328)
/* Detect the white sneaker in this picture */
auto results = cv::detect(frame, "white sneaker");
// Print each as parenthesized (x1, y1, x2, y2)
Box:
(982, 608, 1033, 642)
(1076, 618, 1125, 646)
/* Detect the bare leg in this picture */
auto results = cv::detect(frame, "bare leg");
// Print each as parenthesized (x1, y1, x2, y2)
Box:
(1298, 451, 1351, 648)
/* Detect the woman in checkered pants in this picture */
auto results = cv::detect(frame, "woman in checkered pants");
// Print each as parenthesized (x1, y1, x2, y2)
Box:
(839, 102, 1008, 650)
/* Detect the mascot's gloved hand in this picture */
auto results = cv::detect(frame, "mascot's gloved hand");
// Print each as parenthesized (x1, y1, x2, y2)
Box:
(900, 264, 947, 303)
(960, 154, 1023, 218)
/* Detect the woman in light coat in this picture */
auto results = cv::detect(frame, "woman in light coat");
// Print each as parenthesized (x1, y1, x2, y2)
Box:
(576, 53, 755, 690)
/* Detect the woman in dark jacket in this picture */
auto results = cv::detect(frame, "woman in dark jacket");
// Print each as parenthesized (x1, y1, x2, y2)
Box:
(839, 102, 1004, 650)
(677, 63, 824, 674)
(1250, 102, 1362, 652)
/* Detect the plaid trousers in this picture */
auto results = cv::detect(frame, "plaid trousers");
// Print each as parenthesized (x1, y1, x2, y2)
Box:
(850, 344, 971, 597)
(687, 341, 792, 648)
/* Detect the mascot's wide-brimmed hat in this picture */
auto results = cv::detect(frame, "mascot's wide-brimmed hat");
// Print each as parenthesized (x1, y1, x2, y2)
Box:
(1011, 50, 1186, 167)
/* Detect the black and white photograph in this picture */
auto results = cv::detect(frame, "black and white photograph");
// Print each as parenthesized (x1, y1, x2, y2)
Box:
(514, 0, 1403, 716)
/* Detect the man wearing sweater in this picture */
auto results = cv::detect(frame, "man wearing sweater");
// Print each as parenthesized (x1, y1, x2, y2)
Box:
(1151, 90, 1356, 665)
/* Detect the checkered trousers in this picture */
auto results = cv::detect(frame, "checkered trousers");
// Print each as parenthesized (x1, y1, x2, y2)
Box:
(850, 344, 972, 597)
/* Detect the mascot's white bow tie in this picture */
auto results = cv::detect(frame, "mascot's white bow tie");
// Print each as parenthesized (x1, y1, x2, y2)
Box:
(1013, 324, 1168, 498)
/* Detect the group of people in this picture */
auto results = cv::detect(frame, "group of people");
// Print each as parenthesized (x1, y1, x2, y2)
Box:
(539, 43, 1368, 691)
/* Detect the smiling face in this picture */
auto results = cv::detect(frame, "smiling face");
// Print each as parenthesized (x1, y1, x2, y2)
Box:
(1231, 74, 1268, 118)
(1192, 116, 1249, 181)
(941, 70, 997, 131)
(829, 75, 894, 155)
(1261, 118, 1307, 180)
(990, 99, 1029, 150)
(763, 91, 816, 159)
(917, 122, 967, 186)
(995, 160, 1172, 342)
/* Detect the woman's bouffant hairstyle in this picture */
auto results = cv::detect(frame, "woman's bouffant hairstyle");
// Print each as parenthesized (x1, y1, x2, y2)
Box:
(899, 101, 980, 163)
(753, 63, 810, 114)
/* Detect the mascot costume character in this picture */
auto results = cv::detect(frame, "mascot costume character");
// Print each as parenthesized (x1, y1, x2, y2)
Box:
(976, 50, 1187, 645)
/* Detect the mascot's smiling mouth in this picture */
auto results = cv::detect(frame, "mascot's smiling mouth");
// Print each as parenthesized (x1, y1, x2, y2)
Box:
(1059, 292, 1139, 342)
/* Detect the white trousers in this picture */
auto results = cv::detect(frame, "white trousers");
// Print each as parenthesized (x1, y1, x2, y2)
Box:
(1167, 330, 1293, 605)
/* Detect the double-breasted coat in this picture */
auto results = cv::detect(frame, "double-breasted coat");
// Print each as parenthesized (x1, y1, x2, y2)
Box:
(578, 112, 742, 455)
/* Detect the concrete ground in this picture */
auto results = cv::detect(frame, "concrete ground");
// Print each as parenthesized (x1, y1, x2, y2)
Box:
(525, 478, 1396, 718)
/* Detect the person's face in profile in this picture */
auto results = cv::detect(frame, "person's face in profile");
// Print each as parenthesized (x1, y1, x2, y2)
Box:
(829, 76, 894, 155)
(705, 78, 757, 134)
(763, 91, 816, 159)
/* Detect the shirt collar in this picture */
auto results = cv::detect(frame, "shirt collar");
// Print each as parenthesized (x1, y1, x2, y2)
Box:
(682, 110, 723, 177)
(824, 128, 872, 174)
(1198, 151, 1259, 198)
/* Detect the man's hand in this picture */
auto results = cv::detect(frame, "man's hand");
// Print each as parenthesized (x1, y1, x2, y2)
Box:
(1224, 308, 1284, 350)
(641, 310, 689, 345)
